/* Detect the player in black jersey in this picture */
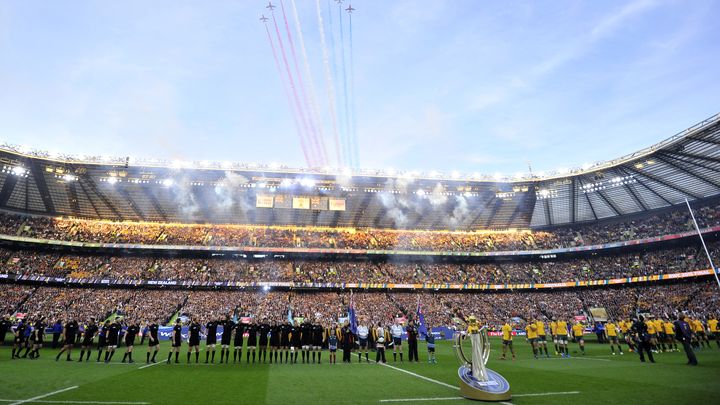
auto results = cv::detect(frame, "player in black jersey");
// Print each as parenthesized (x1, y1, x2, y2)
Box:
(290, 321, 301, 364)
(146, 320, 160, 364)
(122, 321, 140, 363)
(79, 318, 98, 362)
(96, 321, 109, 362)
(0, 315, 11, 346)
(28, 317, 46, 359)
(233, 321, 245, 363)
(104, 319, 121, 363)
(167, 319, 182, 364)
(269, 320, 281, 364)
(56, 318, 79, 361)
(220, 316, 234, 364)
(11, 319, 27, 359)
(246, 321, 258, 364)
(187, 318, 201, 364)
(258, 319, 271, 363)
(205, 318, 219, 363)
(280, 320, 291, 363)
(300, 319, 313, 364)
(311, 320, 325, 364)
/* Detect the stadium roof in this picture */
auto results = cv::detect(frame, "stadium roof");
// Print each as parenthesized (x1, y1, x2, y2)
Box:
(1, 113, 718, 230)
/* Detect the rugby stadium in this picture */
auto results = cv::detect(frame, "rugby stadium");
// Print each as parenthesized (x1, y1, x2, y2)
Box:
(1, 2, 719, 405)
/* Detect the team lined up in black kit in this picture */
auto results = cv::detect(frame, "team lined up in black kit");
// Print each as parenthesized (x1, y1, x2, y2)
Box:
(4, 314, 428, 365)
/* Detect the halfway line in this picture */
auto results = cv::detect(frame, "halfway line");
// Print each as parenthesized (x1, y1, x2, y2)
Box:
(9, 387, 79, 405)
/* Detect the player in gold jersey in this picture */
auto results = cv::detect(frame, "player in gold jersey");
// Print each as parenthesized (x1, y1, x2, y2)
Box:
(499, 321, 516, 360)
(663, 319, 678, 352)
(605, 320, 623, 355)
(708, 316, 719, 349)
(572, 321, 585, 355)
(550, 320, 560, 356)
(535, 318, 550, 358)
(525, 321, 539, 359)
(555, 318, 569, 357)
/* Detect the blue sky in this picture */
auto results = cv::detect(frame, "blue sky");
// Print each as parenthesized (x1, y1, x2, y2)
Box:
(0, 0, 718, 176)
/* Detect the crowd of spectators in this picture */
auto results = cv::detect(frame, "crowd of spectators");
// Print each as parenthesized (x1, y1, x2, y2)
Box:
(1, 198, 718, 251)
(2, 281, 717, 329)
(1, 242, 716, 285)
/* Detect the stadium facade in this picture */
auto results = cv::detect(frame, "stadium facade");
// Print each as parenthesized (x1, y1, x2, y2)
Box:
(0, 113, 718, 230)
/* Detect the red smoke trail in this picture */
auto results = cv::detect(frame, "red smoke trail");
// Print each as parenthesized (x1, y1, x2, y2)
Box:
(271, 11, 318, 167)
(264, 22, 311, 167)
(280, 0, 327, 166)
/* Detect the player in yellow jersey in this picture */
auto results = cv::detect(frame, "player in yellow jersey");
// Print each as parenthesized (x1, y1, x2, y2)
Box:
(605, 320, 623, 355)
(555, 318, 569, 357)
(663, 319, 678, 352)
(525, 321, 539, 359)
(645, 317, 658, 353)
(708, 316, 719, 349)
(698, 318, 711, 349)
(535, 318, 550, 358)
(620, 319, 635, 352)
(653, 318, 666, 352)
(550, 320, 560, 356)
(499, 321, 516, 360)
(572, 321, 585, 355)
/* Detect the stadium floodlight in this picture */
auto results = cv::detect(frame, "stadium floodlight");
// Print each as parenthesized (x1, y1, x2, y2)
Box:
(300, 178, 316, 188)
(257, 182, 267, 188)
(107, 176, 119, 185)
(171, 160, 184, 169)
(538, 189, 550, 198)
(416, 189, 426, 196)
(11, 166, 27, 176)
(341, 167, 352, 177)
(493, 172, 503, 181)
(263, 285, 271, 292)
(280, 179, 293, 188)
(63, 174, 77, 182)
(162, 179, 174, 187)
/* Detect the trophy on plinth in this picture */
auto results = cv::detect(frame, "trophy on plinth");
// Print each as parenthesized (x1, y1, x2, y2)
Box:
(453, 316, 511, 401)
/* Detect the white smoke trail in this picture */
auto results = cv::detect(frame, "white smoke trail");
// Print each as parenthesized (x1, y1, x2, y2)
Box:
(290, 0, 329, 165)
(315, 0, 343, 167)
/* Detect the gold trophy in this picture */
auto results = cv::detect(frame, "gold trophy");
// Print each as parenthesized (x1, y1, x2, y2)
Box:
(453, 316, 511, 401)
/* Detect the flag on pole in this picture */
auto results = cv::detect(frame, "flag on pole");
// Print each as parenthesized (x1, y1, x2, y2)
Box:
(348, 291, 358, 334)
(416, 297, 428, 338)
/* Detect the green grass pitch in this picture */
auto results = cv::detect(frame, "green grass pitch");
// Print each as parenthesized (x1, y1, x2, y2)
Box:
(1, 337, 719, 404)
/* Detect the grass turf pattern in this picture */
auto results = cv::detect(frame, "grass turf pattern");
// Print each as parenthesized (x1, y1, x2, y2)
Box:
(1, 337, 719, 404)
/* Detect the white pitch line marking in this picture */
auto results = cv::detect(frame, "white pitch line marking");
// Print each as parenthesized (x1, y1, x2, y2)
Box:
(379, 363, 459, 391)
(0, 401, 149, 404)
(568, 356, 611, 362)
(137, 361, 164, 370)
(9, 387, 79, 405)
